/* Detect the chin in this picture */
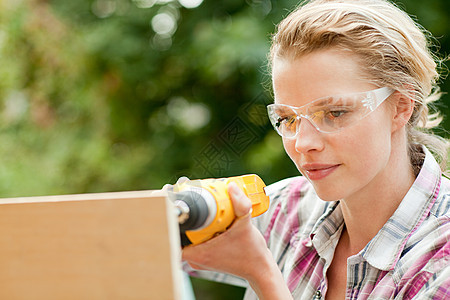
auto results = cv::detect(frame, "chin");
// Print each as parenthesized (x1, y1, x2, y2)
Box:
(298, 167, 346, 201)
(316, 192, 342, 202)
(310, 181, 345, 202)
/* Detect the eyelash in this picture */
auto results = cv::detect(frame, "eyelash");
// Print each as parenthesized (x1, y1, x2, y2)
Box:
(327, 110, 347, 118)
(276, 116, 296, 127)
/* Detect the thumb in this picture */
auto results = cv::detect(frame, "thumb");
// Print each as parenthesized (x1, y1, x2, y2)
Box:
(228, 182, 252, 218)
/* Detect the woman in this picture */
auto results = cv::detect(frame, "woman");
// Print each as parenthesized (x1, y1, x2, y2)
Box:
(182, 0, 450, 299)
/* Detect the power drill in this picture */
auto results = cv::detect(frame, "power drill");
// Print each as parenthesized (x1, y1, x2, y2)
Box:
(171, 174, 270, 247)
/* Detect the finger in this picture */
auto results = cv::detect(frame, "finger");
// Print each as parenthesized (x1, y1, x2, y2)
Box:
(176, 176, 190, 184)
(228, 182, 252, 218)
(162, 176, 190, 191)
(161, 183, 173, 192)
(187, 262, 203, 270)
(182, 245, 208, 268)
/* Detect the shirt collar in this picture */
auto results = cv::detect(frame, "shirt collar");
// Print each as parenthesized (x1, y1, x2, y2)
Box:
(309, 201, 344, 262)
(360, 146, 442, 271)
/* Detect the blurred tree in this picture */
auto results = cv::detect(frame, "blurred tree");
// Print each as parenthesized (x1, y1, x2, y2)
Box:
(0, 0, 449, 298)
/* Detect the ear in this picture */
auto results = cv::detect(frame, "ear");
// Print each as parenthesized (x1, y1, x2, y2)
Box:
(391, 91, 415, 132)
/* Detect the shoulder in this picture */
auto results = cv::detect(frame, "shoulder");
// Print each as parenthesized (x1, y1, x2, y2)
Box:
(264, 176, 318, 211)
(254, 176, 328, 246)
(394, 179, 450, 298)
(400, 174, 449, 267)
(395, 219, 450, 298)
(431, 176, 450, 217)
(257, 176, 317, 227)
(264, 176, 312, 205)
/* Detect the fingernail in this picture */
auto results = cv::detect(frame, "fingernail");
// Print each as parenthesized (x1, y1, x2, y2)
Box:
(229, 182, 241, 198)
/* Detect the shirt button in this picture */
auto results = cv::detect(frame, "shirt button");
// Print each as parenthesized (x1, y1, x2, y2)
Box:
(314, 290, 322, 299)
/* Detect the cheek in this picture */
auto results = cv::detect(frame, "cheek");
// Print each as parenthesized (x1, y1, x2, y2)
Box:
(282, 138, 296, 160)
(339, 114, 392, 172)
(282, 138, 306, 172)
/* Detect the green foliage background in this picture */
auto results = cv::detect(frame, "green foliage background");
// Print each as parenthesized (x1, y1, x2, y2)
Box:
(0, 0, 449, 298)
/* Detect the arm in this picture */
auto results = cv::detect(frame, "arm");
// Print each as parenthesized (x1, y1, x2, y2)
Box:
(182, 183, 293, 300)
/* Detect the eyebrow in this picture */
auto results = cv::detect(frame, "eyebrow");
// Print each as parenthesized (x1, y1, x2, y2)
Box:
(314, 95, 353, 106)
(313, 97, 334, 107)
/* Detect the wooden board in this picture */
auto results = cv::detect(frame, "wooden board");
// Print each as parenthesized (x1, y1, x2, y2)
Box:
(0, 190, 181, 300)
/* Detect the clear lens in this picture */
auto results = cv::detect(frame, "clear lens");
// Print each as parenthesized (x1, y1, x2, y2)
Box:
(267, 87, 393, 138)
(267, 106, 299, 138)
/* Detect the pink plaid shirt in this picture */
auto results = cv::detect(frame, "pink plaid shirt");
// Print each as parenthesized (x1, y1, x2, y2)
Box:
(189, 147, 450, 299)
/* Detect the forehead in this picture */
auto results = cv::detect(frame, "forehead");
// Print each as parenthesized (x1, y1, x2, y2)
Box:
(271, 49, 374, 106)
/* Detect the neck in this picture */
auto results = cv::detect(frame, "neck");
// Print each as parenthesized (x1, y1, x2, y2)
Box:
(339, 131, 416, 255)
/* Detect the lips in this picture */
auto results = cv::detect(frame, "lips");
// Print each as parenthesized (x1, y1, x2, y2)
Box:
(301, 163, 340, 180)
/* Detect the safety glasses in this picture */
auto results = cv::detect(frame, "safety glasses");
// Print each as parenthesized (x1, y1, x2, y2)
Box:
(267, 87, 394, 139)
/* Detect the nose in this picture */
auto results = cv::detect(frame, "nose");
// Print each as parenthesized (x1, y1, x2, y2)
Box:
(294, 117, 325, 153)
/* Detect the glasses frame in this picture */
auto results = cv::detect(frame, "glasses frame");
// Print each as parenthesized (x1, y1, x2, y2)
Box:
(267, 87, 395, 139)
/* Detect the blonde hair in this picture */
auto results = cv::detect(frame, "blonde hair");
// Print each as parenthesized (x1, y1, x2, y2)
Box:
(270, 0, 449, 174)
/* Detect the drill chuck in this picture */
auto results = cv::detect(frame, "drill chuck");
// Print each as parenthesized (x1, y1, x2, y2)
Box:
(171, 174, 270, 247)
(174, 186, 217, 231)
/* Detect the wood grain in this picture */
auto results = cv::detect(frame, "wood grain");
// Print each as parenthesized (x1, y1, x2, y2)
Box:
(0, 190, 181, 300)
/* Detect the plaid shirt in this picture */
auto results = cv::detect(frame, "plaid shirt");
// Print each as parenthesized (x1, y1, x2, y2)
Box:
(189, 147, 450, 299)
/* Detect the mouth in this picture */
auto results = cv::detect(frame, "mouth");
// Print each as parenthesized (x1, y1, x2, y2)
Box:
(301, 163, 340, 181)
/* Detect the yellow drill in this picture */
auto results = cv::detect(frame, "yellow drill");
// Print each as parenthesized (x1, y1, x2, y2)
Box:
(172, 174, 270, 247)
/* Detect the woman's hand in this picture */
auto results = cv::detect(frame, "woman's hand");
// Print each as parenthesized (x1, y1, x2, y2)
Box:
(182, 182, 293, 300)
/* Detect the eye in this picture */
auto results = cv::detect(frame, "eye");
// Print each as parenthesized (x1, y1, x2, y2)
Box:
(276, 115, 296, 127)
(328, 110, 347, 118)
(322, 106, 353, 120)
